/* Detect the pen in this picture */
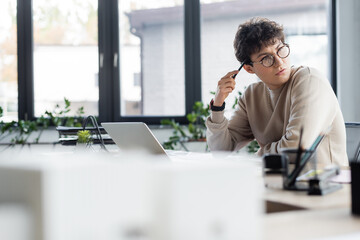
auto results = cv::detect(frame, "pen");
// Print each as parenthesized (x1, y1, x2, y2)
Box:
(295, 126, 304, 168)
(232, 62, 246, 79)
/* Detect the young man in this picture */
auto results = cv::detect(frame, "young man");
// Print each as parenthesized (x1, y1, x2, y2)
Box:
(206, 17, 348, 167)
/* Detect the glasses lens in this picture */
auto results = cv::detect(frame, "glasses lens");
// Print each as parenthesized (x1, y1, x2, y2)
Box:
(262, 55, 274, 67)
(278, 45, 290, 58)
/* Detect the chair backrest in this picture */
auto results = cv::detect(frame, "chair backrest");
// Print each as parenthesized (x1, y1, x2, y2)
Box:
(345, 122, 360, 163)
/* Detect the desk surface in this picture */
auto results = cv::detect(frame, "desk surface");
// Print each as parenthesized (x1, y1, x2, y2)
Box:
(264, 184, 351, 212)
(264, 208, 360, 240)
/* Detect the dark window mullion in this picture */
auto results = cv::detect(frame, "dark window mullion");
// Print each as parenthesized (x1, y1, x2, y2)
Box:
(184, 0, 202, 114)
(111, 0, 120, 122)
(98, 0, 119, 122)
(17, 0, 34, 120)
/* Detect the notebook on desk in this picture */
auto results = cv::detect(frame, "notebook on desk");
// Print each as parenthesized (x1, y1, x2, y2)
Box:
(101, 122, 168, 157)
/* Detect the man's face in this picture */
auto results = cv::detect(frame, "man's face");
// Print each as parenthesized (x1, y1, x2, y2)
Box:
(244, 40, 291, 90)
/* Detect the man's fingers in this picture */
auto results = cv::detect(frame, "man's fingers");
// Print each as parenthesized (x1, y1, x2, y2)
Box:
(214, 70, 239, 104)
(219, 71, 239, 83)
(218, 76, 236, 86)
(218, 85, 235, 95)
(222, 87, 234, 93)
(218, 78, 235, 89)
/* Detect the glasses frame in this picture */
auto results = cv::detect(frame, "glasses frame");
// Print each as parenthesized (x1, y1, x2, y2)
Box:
(249, 43, 290, 68)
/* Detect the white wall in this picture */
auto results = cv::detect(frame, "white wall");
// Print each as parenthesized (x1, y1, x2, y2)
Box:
(337, 0, 360, 122)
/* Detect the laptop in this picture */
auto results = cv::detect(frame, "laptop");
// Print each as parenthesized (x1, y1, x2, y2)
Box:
(101, 122, 168, 156)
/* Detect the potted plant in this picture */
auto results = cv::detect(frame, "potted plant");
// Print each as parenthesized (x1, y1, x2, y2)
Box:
(77, 130, 92, 145)
(161, 90, 260, 153)
(161, 101, 209, 151)
(0, 98, 85, 146)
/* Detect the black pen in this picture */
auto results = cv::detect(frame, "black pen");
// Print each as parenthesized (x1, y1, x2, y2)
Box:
(232, 62, 246, 79)
(295, 126, 304, 168)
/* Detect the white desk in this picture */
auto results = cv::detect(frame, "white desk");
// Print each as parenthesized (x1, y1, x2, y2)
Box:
(0, 148, 358, 240)
(263, 182, 360, 239)
(264, 208, 360, 240)
(264, 183, 351, 212)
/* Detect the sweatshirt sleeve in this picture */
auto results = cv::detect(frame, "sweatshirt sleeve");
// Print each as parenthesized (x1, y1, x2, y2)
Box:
(259, 67, 338, 155)
(206, 94, 254, 151)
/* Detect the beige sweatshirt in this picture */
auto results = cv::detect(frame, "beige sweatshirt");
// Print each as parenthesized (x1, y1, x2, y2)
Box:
(206, 66, 348, 166)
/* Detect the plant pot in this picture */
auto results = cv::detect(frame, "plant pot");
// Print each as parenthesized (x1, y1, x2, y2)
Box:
(76, 142, 89, 151)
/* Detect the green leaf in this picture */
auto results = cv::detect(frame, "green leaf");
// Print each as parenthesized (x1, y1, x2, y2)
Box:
(247, 140, 260, 153)
(163, 141, 175, 150)
(188, 123, 195, 134)
(186, 113, 197, 123)
(64, 98, 71, 108)
(77, 106, 85, 115)
(77, 130, 91, 143)
(65, 118, 74, 127)
(160, 119, 172, 125)
(169, 135, 180, 141)
(193, 101, 203, 111)
(177, 126, 187, 137)
(232, 98, 238, 109)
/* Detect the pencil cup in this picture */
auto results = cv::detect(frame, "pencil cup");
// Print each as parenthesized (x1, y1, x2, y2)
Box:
(262, 154, 285, 188)
(351, 162, 360, 215)
(280, 148, 317, 190)
(280, 148, 317, 175)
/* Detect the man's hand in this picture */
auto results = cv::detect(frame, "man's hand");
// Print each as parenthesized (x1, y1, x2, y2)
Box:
(213, 70, 239, 106)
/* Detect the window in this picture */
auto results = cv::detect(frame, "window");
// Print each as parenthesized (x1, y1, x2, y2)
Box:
(33, 0, 99, 117)
(118, 0, 185, 116)
(199, 0, 330, 113)
(10, 0, 338, 124)
(0, 1, 17, 121)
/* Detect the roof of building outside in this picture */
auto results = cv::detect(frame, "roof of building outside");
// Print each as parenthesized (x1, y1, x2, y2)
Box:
(127, 0, 326, 32)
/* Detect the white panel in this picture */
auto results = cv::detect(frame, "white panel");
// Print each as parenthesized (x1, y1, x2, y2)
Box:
(337, 0, 360, 122)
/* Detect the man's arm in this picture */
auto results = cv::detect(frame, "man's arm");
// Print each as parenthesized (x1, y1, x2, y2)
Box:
(259, 67, 338, 155)
(206, 92, 254, 151)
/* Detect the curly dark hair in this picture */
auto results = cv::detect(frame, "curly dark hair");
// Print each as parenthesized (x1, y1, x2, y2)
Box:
(233, 17, 285, 65)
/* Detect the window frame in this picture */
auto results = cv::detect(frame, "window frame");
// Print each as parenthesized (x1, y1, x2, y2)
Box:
(108, 0, 202, 124)
(17, 0, 34, 120)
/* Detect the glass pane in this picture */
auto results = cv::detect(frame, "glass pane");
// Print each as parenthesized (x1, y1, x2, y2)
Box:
(119, 0, 185, 116)
(200, 0, 329, 113)
(0, 1, 17, 122)
(33, 0, 99, 117)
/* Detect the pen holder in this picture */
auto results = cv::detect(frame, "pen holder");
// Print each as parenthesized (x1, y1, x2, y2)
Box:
(280, 148, 317, 190)
(262, 153, 285, 188)
(351, 162, 360, 215)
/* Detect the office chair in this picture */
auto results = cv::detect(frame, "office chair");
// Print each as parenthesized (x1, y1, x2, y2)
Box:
(345, 122, 360, 163)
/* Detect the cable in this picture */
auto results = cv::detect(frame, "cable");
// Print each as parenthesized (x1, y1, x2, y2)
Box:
(82, 115, 108, 152)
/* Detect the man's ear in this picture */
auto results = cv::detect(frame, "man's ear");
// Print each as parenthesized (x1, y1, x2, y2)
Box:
(243, 64, 255, 74)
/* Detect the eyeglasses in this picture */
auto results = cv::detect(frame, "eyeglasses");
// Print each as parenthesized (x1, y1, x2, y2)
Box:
(250, 44, 290, 68)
